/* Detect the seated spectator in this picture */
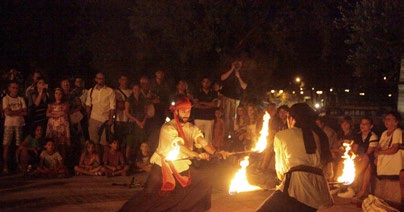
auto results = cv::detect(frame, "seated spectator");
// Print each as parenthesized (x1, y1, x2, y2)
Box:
(351, 117, 379, 198)
(74, 141, 102, 176)
(316, 115, 339, 180)
(374, 111, 402, 177)
(135, 142, 152, 172)
(271, 105, 289, 132)
(36, 139, 69, 178)
(233, 105, 248, 151)
(334, 116, 358, 182)
(337, 116, 357, 145)
(316, 116, 339, 155)
(16, 125, 45, 172)
(245, 103, 259, 150)
(102, 139, 129, 177)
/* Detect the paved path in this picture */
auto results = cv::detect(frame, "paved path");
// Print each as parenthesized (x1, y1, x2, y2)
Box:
(0, 161, 363, 211)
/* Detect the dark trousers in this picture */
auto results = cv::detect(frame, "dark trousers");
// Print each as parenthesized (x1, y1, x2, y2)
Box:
(120, 164, 212, 212)
(256, 190, 316, 212)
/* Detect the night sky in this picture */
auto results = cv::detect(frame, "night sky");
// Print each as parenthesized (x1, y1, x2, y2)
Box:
(0, 0, 401, 106)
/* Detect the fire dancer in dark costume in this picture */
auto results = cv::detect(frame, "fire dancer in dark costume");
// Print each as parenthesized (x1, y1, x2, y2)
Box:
(256, 103, 333, 211)
(120, 96, 229, 211)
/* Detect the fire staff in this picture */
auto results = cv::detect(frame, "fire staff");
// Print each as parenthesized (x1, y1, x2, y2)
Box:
(256, 103, 333, 211)
(120, 96, 228, 211)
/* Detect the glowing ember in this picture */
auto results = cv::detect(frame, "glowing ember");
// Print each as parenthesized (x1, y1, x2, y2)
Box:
(229, 156, 262, 194)
(251, 112, 270, 153)
(165, 139, 180, 161)
(337, 141, 356, 185)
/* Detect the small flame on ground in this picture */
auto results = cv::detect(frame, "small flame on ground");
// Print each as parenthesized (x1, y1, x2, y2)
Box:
(337, 141, 356, 185)
(251, 112, 270, 153)
(165, 140, 180, 161)
(229, 156, 262, 195)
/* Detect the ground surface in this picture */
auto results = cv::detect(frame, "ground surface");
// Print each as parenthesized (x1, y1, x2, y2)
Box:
(0, 161, 363, 211)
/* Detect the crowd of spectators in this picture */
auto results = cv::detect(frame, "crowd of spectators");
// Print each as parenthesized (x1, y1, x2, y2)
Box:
(0, 60, 252, 177)
(1, 63, 403, 205)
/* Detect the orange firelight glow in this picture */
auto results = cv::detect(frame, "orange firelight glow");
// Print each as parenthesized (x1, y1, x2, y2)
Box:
(251, 112, 270, 153)
(337, 141, 356, 185)
(165, 139, 181, 161)
(228, 113, 270, 194)
(229, 156, 262, 194)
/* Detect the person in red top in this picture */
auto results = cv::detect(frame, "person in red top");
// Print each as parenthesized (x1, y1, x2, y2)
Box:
(102, 139, 129, 177)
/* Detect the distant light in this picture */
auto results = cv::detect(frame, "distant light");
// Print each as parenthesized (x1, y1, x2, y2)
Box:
(314, 103, 320, 109)
(344, 89, 350, 93)
(279, 90, 284, 94)
(359, 92, 365, 96)
(270, 90, 275, 94)
(312, 87, 315, 90)
(383, 76, 387, 80)
(171, 101, 175, 106)
(388, 94, 392, 97)
(316, 90, 323, 95)
(295, 77, 301, 83)
(165, 117, 171, 123)
(300, 87, 303, 91)
(292, 91, 296, 94)
(330, 88, 333, 92)
(300, 91, 304, 94)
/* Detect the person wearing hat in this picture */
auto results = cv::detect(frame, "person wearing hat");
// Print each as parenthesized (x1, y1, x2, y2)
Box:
(120, 96, 229, 211)
(256, 103, 333, 211)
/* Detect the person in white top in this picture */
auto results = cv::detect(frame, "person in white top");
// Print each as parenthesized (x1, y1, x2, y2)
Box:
(85, 72, 116, 154)
(2, 81, 27, 174)
(374, 111, 402, 177)
(257, 103, 333, 211)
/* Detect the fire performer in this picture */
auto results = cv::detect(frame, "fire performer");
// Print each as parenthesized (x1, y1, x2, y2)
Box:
(120, 96, 229, 211)
(256, 103, 333, 211)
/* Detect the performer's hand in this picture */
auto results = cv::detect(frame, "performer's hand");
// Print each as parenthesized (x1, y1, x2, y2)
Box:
(198, 153, 210, 160)
(216, 150, 230, 160)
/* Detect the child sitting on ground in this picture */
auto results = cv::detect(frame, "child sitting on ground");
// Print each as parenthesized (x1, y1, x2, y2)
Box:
(135, 142, 152, 172)
(16, 125, 45, 173)
(74, 141, 102, 176)
(102, 139, 129, 177)
(36, 138, 69, 178)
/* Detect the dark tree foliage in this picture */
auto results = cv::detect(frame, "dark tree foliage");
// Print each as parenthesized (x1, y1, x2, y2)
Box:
(128, 0, 345, 100)
(338, 0, 402, 81)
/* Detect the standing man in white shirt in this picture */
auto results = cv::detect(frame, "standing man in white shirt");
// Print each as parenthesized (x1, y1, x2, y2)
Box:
(86, 72, 116, 155)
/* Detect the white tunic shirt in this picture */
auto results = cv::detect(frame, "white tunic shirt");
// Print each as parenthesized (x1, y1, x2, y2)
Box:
(274, 127, 333, 209)
(150, 120, 206, 173)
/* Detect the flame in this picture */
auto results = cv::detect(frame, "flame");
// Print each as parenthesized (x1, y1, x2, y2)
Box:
(229, 156, 262, 194)
(251, 112, 270, 153)
(165, 139, 180, 161)
(337, 141, 356, 185)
